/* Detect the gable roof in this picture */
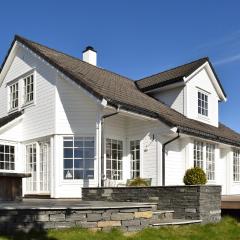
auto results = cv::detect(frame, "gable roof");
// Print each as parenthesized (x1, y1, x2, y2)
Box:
(136, 58, 227, 99)
(0, 35, 239, 147)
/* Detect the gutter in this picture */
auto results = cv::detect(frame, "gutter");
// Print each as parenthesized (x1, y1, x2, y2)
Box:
(162, 129, 180, 186)
(100, 105, 120, 186)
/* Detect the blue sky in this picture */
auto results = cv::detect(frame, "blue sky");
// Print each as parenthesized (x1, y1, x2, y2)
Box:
(0, 0, 240, 131)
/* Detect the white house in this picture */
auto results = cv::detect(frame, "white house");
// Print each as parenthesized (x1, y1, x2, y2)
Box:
(0, 35, 239, 198)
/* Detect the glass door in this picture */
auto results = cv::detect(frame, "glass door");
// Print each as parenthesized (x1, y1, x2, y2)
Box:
(39, 143, 49, 193)
(26, 144, 37, 193)
(25, 142, 50, 194)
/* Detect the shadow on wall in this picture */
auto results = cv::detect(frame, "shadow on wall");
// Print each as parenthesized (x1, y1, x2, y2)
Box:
(0, 209, 57, 240)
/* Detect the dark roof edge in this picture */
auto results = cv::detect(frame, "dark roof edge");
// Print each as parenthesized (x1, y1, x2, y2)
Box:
(138, 76, 183, 92)
(0, 111, 23, 129)
(14, 35, 105, 102)
(178, 126, 239, 148)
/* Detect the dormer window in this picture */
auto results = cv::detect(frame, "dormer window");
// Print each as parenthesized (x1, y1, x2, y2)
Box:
(198, 91, 208, 117)
(9, 82, 19, 111)
(24, 74, 34, 104)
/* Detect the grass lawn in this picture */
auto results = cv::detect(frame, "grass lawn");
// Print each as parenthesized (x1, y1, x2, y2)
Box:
(0, 217, 239, 240)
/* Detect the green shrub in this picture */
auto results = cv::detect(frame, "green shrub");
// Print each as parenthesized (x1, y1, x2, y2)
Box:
(183, 167, 207, 185)
(127, 177, 150, 187)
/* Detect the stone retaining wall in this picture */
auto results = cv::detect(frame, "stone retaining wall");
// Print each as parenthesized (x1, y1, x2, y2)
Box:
(0, 206, 155, 233)
(82, 185, 221, 223)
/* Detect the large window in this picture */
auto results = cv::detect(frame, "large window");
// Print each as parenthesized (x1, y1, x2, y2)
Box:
(63, 137, 94, 180)
(9, 82, 19, 111)
(233, 149, 240, 182)
(193, 141, 215, 181)
(198, 91, 208, 116)
(0, 144, 15, 170)
(130, 140, 140, 179)
(106, 139, 123, 180)
(24, 74, 34, 104)
(206, 143, 215, 181)
(194, 140, 204, 169)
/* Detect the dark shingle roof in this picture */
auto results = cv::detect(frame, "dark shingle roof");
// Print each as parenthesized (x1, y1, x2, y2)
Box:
(0, 111, 23, 128)
(2, 35, 239, 147)
(136, 58, 227, 98)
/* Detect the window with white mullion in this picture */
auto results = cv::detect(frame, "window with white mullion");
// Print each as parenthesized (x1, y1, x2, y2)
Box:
(206, 143, 215, 181)
(26, 144, 37, 192)
(233, 149, 240, 182)
(9, 82, 19, 110)
(198, 91, 208, 117)
(194, 140, 204, 169)
(63, 137, 94, 180)
(106, 139, 123, 180)
(24, 74, 34, 104)
(130, 140, 140, 179)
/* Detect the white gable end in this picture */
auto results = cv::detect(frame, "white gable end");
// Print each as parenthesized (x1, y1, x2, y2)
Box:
(185, 66, 220, 127)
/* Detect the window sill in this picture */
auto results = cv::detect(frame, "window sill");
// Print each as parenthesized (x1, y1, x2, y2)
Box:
(21, 101, 35, 110)
(8, 108, 19, 114)
(198, 114, 210, 122)
(233, 181, 240, 184)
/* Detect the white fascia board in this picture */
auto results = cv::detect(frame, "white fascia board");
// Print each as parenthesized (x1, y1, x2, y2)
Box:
(104, 105, 158, 121)
(0, 42, 18, 87)
(183, 62, 227, 102)
(144, 81, 185, 93)
(0, 115, 23, 134)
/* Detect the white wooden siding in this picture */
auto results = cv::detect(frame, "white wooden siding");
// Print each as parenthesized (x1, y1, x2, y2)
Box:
(151, 87, 184, 114)
(165, 138, 185, 185)
(186, 68, 219, 127)
(55, 75, 98, 135)
(0, 44, 56, 141)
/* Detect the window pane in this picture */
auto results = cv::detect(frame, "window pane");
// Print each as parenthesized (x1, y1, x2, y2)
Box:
(64, 159, 73, 168)
(74, 159, 83, 168)
(74, 149, 83, 158)
(85, 159, 94, 169)
(74, 170, 83, 179)
(64, 170, 73, 179)
(64, 148, 73, 158)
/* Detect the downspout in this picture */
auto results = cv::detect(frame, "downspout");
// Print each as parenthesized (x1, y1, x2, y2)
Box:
(100, 105, 120, 186)
(162, 129, 180, 186)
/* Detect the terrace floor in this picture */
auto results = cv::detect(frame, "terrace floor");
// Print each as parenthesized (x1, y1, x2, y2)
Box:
(221, 195, 240, 209)
(0, 198, 154, 210)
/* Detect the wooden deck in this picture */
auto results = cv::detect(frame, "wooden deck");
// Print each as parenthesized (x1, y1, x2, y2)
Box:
(221, 195, 240, 209)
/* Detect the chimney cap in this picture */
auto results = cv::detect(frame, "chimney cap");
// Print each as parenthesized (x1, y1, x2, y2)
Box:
(82, 46, 97, 53)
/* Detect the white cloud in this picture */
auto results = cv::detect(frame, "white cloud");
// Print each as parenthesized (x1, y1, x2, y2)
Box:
(214, 53, 240, 66)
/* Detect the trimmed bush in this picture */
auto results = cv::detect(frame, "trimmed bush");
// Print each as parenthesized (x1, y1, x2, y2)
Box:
(127, 177, 150, 187)
(183, 167, 207, 185)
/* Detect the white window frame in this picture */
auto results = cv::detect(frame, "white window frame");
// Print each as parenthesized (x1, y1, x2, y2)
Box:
(198, 90, 209, 117)
(0, 143, 15, 171)
(130, 140, 140, 179)
(233, 149, 240, 182)
(63, 136, 95, 180)
(206, 143, 215, 181)
(193, 140, 216, 181)
(106, 138, 123, 180)
(8, 82, 19, 112)
(23, 73, 35, 106)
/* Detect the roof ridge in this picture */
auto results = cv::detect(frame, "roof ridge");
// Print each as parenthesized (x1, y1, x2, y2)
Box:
(15, 35, 135, 84)
(136, 57, 209, 82)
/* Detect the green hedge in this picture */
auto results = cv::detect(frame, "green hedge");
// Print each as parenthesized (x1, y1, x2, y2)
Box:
(183, 167, 207, 185)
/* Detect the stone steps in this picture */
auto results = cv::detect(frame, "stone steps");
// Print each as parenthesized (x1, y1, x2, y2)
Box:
(151, 209, 202, 227)
(152, 219, 202, 227)
(152, 210, 174, 220)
